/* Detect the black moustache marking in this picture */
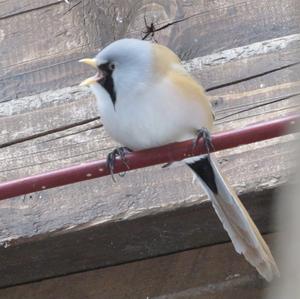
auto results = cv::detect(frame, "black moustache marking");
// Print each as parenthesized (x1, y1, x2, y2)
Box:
(98, 63, 116, 107)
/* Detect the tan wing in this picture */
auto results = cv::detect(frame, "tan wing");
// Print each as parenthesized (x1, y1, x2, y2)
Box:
(152, 43, 181, 75)
(152, 44, 214, 129)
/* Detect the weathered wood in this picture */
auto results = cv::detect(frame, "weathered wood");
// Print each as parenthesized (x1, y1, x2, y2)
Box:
(0, 234, 277, 298)
(0, 135, 294, 287)
(0, 37, 298, 181)
(0, 1, 60, 19)
(1, 136, 293, 243)
(0, 33, 298, 287)
(0, 0, 298, 100)
(0, 88, 297, 181)
(1, 33, 299, 115)
(190, 38, 300, 93)
(0, 1, 90, 101)
(0, 0, 299, 289)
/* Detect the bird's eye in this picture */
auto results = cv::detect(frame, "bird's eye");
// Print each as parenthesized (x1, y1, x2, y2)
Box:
(108, 62, 115, 71)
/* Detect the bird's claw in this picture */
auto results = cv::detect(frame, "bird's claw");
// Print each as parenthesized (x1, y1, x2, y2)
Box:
(106, 147, 131, 182)
(193, 127, 214, 155)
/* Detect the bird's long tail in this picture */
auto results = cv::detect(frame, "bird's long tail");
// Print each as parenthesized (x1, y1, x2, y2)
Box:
(186, 155, 280, 281)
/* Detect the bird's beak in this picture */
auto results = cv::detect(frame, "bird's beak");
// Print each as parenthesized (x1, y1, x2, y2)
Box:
(79, 76, 99, 86)
(79, 58, 102, 86)
(79, 58, 97, 69)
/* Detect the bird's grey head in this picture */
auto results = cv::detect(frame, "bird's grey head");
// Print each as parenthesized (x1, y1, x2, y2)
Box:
(80, 38, 152, 106)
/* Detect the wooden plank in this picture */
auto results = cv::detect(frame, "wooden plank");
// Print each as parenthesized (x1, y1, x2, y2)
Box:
(0, 234, 277, 298)
(166, 0, 299, 59)
(0, 38, 298, 181)
(0, 135, 294, 287)
(1, 34, 299, 122)
(1, 134, 294, 242)
(0, 3, 298, 286)
(0, 1, 89, 102)
(0, 82, 297, 181)
(0, 32, 298, 285)
(0, 0, 298, 100)
(0, 97, 98, 148)
(0, 35, 299, 284)
(190, 38, 300, 93)
(1, 34, 299, 115)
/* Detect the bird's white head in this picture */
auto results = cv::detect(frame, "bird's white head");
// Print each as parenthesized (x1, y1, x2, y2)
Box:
(80, 38, 154, 106)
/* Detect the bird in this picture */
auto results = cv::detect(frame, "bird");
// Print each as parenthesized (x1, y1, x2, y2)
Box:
(79, 38, 280, 281)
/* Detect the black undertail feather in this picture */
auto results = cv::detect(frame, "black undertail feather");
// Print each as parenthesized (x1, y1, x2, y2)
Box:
(186, 156, 218, 194)
(98, 63, 117, 106)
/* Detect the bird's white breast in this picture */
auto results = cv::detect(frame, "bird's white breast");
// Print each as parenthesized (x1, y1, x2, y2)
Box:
(92, 76, 211, 151)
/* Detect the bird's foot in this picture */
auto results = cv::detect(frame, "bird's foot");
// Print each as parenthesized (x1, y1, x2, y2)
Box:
(106, 147, 132, 182)
(193, 127, 214, 155)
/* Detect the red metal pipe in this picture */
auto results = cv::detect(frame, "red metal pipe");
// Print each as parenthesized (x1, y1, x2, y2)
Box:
(0, 114, 299, 201)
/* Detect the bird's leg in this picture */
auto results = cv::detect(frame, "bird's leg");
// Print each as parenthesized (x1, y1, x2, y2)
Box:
(193, 127, 214, 155)
(106, 147, 132, 182)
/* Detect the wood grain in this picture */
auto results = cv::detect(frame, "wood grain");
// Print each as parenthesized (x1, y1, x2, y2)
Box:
(0, 0, 299, 100)
(0, 135, 294, 287)
(0, 37, 298, 181)
(0, 234, 277, 298)
(0, 0, 60, 19)
(0, 0, 299, 289)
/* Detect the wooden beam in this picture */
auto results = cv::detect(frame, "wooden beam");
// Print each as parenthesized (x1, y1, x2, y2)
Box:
(0, 234, 278, 298)
(0, 137, 294, 287)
